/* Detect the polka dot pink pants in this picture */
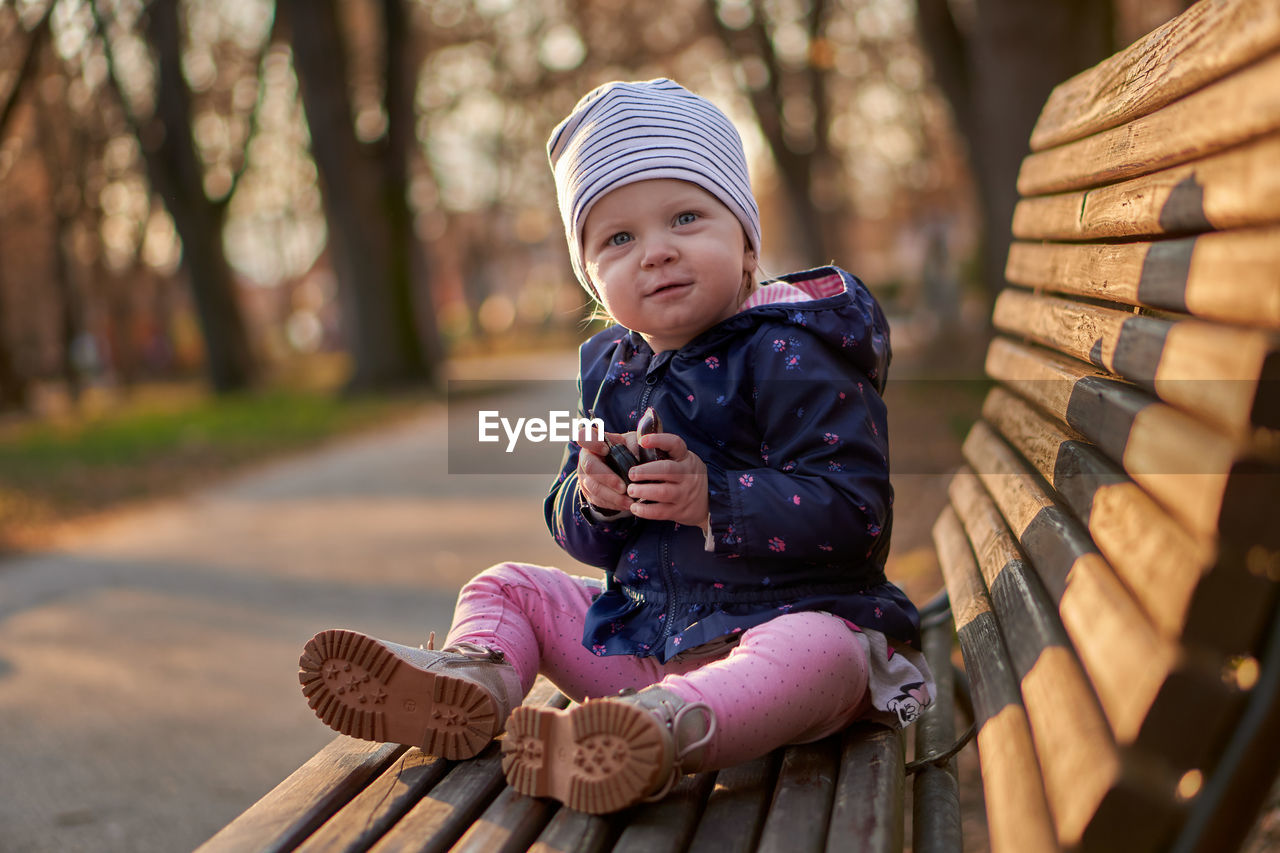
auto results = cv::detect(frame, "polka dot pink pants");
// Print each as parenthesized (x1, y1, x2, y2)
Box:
(445, 561, 871, 770)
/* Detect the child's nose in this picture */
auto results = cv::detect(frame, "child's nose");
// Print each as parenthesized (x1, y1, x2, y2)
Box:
(640, 238, 677, 268)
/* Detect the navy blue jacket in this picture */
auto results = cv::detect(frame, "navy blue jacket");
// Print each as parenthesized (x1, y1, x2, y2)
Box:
(545, 266, 920, 663)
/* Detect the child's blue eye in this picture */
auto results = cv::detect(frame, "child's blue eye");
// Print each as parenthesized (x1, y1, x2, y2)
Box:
(608, 232, 632, 247)
(675, 212, 698, 225)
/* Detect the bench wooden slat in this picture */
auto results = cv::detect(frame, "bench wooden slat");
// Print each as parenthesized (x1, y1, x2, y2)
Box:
(360, 682, 569, 853)
(756, 739, 839, 853)
(196, 738, 406, 853)
(1011, 132, 1280, 242)
(292, 747, 451, 853)
(933, 506, 1056, 853)
(827, 723, 905, 853)
(985, 336, 1260, 540)
(610, 771, 717, 853)
(1004, 228, 1280, 330)
(528, 806, 613, 853)
(911, 614, 961, 853)
(1019, 49, 1280, 195)
(686, 753, 779, 853)
(992, 287, 1279, 437)
(1030, 0, 1280, 150)
(365, 742, 509, 853)
(449, 787, 558, 853)
(946, 471, 1071, 684)
(948, 469, 1127, 844)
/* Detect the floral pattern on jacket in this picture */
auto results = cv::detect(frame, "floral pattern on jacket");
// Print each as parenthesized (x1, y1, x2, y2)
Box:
(545, 266, 920, 663)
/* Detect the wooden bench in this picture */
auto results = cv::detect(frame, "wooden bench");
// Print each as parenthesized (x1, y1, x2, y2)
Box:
(933, 1, 1280, 850)
(195, 646, 964, 853)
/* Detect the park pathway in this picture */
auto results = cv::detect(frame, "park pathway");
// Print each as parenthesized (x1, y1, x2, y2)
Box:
(0, 353, 590, 853)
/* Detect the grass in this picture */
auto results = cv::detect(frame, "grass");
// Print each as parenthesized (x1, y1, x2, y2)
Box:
(0, 381, 426, 551)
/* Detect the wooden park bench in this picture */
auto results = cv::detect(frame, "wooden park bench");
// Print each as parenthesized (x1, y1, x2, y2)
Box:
(933, 0, 1280, 850)
(194, 657, 961, 853)
(200, 1, 1277, 850)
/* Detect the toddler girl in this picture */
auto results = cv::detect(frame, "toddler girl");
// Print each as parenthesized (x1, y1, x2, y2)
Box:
(298, 78, 933, 815)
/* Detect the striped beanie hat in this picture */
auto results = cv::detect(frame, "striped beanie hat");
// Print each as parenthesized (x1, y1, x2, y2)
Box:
(547, 78, 761, 293)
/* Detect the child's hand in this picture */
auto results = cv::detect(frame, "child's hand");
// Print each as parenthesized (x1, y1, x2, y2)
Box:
(624, 433, 709, 526)
(576, 431, 640, 513)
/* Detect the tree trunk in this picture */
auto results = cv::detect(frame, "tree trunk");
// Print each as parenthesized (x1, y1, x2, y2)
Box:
(0, 9, 49, 141)
(142, 0, 255, 393)
(0, 9, 52, 412)
(0, 268, 27, 412)
(707, 0, 835, 267)
(34, 71, 87, 404)
(47, 201, 84, 401)
(288, 0, 434, 393)
(917, 0, 1114, 304)
(380, 0, 443, 383)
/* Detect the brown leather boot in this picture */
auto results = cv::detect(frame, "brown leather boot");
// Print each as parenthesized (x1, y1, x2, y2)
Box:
(298, 629, 523, 760)
(501, 686, 715, 814)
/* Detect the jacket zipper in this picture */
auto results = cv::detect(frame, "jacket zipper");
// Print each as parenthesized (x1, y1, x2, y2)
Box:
(638, 363, 677, 645)
(637, 368, 660, 419)
(659, 533, 676, 644)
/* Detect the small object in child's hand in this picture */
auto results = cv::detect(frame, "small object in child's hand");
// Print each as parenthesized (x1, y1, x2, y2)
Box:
(604, 441, 640, 484)
(627, 407, 669, 506)
(601, 407, 667, 487)
(636, 407, 668, 464)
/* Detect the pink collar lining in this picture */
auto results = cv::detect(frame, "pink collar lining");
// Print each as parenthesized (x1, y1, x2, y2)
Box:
(737, 271, 846, 312)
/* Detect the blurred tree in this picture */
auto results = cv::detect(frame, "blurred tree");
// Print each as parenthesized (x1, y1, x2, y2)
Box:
(286, 0, 442, 392)
(0, 291, 23, 412)
(33, 79, 89, 403)
(0, 6, 49, 411)
(90, 0, 260, 393)
(709, 0, 842, 264)
(915, 0, 1115, 302)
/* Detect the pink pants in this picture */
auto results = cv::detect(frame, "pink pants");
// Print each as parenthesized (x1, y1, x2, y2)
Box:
(445, 562, 870, 769)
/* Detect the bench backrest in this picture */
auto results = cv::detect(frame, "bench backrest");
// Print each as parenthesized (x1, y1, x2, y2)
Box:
(934, 1, 1280, 850)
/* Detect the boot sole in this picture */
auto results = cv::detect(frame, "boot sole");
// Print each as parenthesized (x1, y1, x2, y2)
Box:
(501, 700, 668, 814)
(298, 629, 500, 760)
